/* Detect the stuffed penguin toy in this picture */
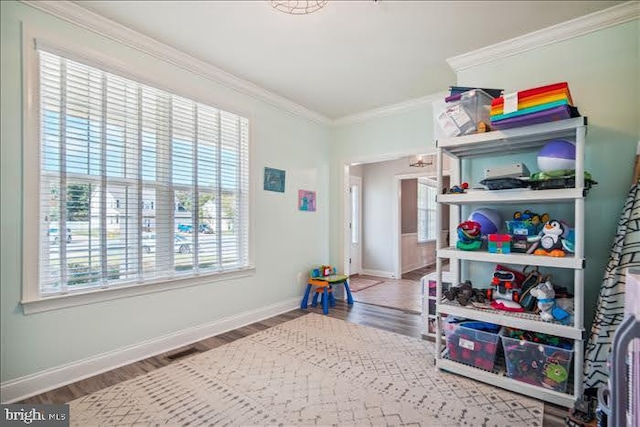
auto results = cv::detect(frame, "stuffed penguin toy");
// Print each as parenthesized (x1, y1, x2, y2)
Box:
(533, 220, 566, 257)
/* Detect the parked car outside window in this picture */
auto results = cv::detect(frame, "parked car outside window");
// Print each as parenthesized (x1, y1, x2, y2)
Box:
(142, 233, 201, 254)
(177, 223, 214, 234)
(177, 224, 193, 233)
(199, 224, 214, 234)
(48, 227, 72, 243)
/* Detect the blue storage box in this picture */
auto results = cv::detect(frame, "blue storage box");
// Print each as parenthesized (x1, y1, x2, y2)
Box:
(444, 321, 501, 371)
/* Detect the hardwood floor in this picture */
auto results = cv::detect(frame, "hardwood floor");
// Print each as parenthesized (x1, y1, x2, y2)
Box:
(348, 263, 449, 314)
(400, 261, 449, 281)
(20, 301, 567, 426)
(400, 264, 437, 281)
(351, 276, 423, 313)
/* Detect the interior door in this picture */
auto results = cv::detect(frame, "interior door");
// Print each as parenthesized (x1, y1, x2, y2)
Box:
(349, 176, 363, 275)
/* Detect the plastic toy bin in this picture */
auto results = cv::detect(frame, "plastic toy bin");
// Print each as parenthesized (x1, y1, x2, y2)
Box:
(434, 89, 494, 137)
(488, 234, 511, 254)
(444, 321, 501, 371)
(505, 221, 541, 253)
(505, 221, 540, 236)
(500, 329, 574, 393)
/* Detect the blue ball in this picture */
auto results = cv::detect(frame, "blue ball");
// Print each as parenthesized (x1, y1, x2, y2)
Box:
(468, 208, 501, 235)
(537, 140, 576, 171)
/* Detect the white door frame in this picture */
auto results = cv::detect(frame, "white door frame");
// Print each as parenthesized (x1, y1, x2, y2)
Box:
(343, 164, 351, 276)
(392, 171, 434, 279)
(348, 175, 363, 275)
(391, 159, 460, 280)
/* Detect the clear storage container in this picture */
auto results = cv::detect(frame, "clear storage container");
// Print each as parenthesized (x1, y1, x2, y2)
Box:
(501, 328, 574, 393)
(434, 89, 494, 138)
(444, 321, 501, 371)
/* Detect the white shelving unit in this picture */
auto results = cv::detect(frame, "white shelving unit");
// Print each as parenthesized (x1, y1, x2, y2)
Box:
(434, 116, 588, 408)
(421, 271, 454, 339)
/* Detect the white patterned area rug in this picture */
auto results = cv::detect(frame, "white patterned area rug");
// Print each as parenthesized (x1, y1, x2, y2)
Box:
(69, 314, 544, 426)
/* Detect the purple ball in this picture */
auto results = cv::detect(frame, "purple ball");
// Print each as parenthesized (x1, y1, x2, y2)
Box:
(537, 140, 576, 171)
(468, 208, 501, 235)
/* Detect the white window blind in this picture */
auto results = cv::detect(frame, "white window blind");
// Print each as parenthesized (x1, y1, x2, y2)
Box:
(417, 178, 436, 243)
(38, 50, 250, 297)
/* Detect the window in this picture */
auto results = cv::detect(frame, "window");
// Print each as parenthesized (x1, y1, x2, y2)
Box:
(417, 178, 437, 243)
(34, 50, 250, 300)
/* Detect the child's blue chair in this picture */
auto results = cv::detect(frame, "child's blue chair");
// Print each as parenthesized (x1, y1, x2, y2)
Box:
(300, 265, 354, 315)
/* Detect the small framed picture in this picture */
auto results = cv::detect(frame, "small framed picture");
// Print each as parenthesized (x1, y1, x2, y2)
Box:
(264, 167, 285, 193)
(298, 190, 316, 212)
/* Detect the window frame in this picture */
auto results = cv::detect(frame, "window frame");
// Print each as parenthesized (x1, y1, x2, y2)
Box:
(417, 177, 437, 244)
(21, 30, 255, 315)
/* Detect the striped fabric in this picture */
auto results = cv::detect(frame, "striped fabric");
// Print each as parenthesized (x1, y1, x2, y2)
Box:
(584, 183, 640, 390)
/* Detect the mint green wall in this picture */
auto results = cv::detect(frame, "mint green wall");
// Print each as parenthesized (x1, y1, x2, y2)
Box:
(0, 1, 330, 383)
(456, 20, 639, 333)
(329, 103, 446, 272)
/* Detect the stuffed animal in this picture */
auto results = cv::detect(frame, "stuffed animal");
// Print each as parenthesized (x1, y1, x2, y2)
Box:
(530, 280, 556, 321)
(530, 280, 570, 322)
(536, 220, 565, 255)
(530, 219, 567, 257)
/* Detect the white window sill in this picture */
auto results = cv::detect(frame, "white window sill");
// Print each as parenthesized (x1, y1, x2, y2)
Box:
(21, 266, 256, 315)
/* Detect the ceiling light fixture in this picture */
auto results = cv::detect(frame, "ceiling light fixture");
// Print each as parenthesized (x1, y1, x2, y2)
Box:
(409, 155, 434, 168)
(271, 0, 328, 15)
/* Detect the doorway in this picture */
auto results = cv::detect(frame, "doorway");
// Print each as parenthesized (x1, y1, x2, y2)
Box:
(343, 156, 448, 314)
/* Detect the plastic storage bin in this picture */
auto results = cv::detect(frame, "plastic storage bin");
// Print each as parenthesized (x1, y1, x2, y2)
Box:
(488, 234, 511, 254)
(501, 328, 574, 393)
(505, 220, 541, 236)
(505, 221, 541, 253)
(444, 321, 501, 371)
(434, 89, 494, 138)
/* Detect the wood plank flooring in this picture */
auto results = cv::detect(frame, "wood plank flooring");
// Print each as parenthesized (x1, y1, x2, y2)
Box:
(401, 264, 438, 281)
(349, 263, 448, 313)
(351, 276, 423, 313)
(19, 301, 567, 426)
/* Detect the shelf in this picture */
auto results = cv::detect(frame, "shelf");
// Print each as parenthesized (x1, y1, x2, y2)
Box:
(437, 300, 583, 339)
(437, 247, 584, 269)
(434, 115, 587, 406)
(436, 117, 587, 158)
(438, 188, 585, 205)
(437, 357, 578, 407)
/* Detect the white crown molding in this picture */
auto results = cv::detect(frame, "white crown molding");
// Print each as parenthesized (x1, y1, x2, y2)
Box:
(0, 297, 300, 403)
(20, 0, 331, 125)
(447, 1, 640, 72)
(333, 92, 447, 127)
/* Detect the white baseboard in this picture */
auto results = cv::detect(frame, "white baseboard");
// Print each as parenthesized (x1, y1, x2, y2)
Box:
(361, 269, 396, 279)
(0, 297, 300, 403)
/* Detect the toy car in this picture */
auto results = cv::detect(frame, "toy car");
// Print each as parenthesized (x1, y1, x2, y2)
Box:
(445, 182, 469, 194)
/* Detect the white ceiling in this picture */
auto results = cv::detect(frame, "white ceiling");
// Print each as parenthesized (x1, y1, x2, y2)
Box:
(73, 0, 623, 120)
